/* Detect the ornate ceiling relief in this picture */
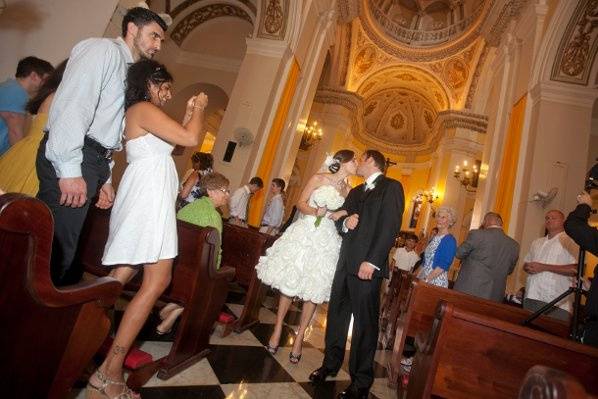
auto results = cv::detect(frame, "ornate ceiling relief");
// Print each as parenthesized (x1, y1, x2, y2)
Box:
(551, 0, 598, 85)
(170, 4, 253, 45)
(257, 0, 289, 40)
(170, 0, 257, 18)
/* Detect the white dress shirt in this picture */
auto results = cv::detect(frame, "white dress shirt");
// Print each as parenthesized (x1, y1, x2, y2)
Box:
(524, 231, 578, 312)
(229, 185, 251, 220)
(45, 37, 134, 178)
(261, 193, 284, 228)
(394, 247, 420, 272)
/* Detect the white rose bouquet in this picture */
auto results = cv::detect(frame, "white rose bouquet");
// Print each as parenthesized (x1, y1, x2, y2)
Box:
(312, 185, 345, 227)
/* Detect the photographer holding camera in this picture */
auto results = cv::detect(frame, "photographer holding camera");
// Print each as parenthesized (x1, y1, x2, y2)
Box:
(564, 164, 598, 347)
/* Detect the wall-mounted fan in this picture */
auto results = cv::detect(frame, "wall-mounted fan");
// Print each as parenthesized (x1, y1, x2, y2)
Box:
(531, 187, 558, 208)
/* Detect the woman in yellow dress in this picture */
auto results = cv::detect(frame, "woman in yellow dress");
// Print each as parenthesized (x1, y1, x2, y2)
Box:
(0, 60, 67, 196)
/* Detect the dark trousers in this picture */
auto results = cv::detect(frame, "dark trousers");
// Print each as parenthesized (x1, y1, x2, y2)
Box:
(323, 265, 382, 389)
(36, 133, 110, 286)
(584, 265, 598, 347)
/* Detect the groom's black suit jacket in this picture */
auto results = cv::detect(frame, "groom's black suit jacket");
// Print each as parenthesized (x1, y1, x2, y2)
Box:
(335, 174, 405, 278)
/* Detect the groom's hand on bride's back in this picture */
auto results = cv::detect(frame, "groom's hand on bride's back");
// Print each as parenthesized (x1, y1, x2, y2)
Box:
(345, 213, 359, 230)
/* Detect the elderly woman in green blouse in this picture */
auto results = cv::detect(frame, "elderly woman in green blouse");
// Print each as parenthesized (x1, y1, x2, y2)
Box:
(157, 172, 230, 334)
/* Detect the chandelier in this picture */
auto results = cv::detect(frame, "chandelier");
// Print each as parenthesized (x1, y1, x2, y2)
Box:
(299, 120, 323, 151)
(453, 160, 481, 191)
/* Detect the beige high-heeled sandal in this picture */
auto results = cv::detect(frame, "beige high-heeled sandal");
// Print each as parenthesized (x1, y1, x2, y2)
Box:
(86, 369, 139, 399)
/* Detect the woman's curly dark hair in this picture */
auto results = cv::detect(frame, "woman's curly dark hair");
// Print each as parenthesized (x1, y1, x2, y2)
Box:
(125, 59, 173, 110)
(26, 59, 68, 114)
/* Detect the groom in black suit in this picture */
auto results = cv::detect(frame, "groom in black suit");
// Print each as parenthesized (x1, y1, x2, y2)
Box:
(310, 150, 405, 398)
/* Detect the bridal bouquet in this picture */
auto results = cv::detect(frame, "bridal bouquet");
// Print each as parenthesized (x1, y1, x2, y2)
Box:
(312, 185, 344, 228)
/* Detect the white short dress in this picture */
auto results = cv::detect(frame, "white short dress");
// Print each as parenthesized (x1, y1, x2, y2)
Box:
(102, 134, 178, 265)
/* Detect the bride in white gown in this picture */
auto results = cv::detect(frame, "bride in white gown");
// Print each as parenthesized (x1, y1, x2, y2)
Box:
(256, 149, 357, 363)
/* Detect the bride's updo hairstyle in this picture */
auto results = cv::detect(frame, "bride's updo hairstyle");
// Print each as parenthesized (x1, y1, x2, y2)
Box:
(328, 149, 355, 173)
(125, 59, 173, 110)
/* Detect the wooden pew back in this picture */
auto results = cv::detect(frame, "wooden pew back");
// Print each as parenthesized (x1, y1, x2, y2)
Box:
(387, 281, 569, 387)
(407, 303, 598, 398)
(220, 223, 277, 332)
(0, 194, 121, 399)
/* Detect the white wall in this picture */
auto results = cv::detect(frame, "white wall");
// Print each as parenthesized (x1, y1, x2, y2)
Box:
(0, 0, 119, 77)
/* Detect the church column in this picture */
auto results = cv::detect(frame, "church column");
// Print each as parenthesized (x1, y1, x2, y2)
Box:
(471, 31, 521, 228)
(428, 111, 486, 243)
(508, 81, 596, 289)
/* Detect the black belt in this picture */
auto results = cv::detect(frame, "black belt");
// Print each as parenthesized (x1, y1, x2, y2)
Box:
(84, 136, 113, 160)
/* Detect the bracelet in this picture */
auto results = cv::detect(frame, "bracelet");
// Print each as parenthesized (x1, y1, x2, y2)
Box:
(193, 105, 206, 111)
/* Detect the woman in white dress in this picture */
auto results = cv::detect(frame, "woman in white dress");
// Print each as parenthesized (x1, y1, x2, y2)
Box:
(256, 150, 357, 363)
(87, 59, 208, 399)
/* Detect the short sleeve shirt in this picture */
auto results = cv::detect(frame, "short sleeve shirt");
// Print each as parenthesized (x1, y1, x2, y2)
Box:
(0, 79, 28, 155)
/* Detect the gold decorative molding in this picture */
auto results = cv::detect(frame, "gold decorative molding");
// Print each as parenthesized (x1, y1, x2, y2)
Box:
(551, 0, 598, 85)
(170, 0, 257, 18)
(257, 0, 289, 40)
(170, 3, 253, 46)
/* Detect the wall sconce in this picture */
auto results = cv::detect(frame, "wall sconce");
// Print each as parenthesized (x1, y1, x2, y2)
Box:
(454, 159, 481, 191)
(414, 189, 439, 204)
(299, 120, 323, 151)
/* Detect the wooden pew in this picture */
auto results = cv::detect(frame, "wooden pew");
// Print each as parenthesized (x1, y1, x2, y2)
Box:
(407, 303, 598, 398)
(77, 207, 235, 383)
(379, 269, 414, 349)
(387, 281, 570, 387)
(221, 222, 277, 333)
(0, 194, 122, 399)
(519, 365, 597, 399)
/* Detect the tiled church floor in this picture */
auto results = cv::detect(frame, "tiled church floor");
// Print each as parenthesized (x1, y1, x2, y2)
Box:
(69, 290, 399, 399)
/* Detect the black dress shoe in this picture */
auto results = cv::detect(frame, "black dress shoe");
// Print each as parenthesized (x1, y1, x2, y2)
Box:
(337, 383, 369, 399)
(309, 366, 337, 383)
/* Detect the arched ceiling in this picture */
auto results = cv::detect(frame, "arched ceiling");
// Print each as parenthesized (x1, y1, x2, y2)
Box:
(355, 65, 449, 151)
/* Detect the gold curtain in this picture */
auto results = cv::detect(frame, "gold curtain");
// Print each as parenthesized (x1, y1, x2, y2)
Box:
(494, 95, 527, 231)
(247, 58, 301, 227)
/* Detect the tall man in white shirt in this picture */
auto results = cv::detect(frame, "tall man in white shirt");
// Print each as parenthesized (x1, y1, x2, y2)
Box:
(228, 176, 263, 226)
(523, 210, 578, 321)
(259, 178, 285, 235)
(36, 7, 167, 286)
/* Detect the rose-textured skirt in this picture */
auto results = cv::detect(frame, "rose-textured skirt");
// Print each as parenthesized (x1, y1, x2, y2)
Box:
(255, 214, 341, 304)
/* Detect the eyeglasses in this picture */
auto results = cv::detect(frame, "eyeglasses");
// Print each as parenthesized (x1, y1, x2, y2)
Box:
(218, 188, 230, 195)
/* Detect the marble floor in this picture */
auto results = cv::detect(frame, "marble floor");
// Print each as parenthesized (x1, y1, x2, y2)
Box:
(69, 289, 400, 399)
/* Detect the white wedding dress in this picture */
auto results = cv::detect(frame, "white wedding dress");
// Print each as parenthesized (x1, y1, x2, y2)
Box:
(102, 133, 178, 266)
(255, 185, 344, 304)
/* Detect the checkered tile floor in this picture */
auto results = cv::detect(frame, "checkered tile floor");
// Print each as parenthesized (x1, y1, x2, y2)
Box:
(69, 288, 399, 399)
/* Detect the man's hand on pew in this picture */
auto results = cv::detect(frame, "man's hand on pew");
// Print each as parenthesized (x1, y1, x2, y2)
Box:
(96, 183, 115, 209)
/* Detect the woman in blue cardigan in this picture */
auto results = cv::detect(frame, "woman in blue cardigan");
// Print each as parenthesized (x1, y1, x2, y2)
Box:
(418, 206, 458, 288)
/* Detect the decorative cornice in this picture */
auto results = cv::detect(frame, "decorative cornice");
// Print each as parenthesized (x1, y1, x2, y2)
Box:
(245, 37, 289, 58)
(438, 110, 489, 133)
(176, 50, 242, 73)
(170, 3, 253, 46)
(530, 80, 598, 108)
